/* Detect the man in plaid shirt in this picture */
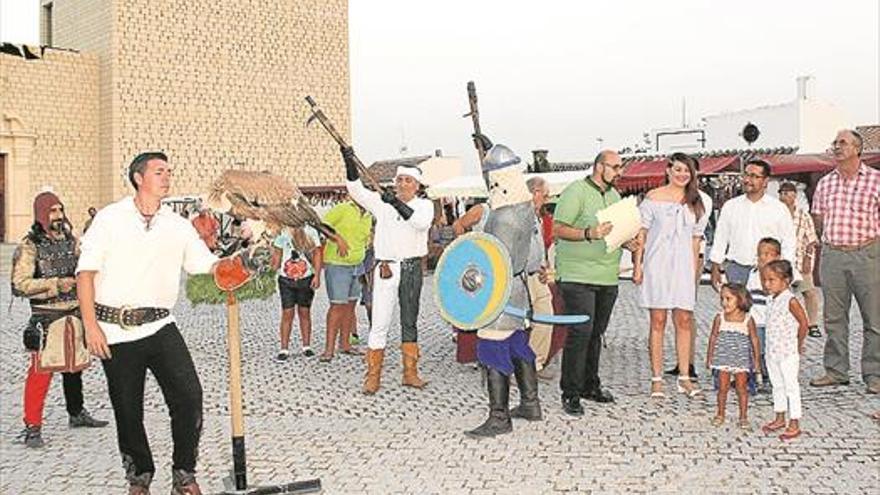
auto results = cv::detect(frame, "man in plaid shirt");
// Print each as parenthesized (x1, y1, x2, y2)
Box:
(809, 129, 880, 394)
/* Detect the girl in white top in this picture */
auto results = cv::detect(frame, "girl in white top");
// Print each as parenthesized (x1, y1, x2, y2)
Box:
(705, 283, 760, 429)
(760, 259, 809, 440)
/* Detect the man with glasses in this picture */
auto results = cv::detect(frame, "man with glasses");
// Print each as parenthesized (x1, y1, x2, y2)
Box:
(709, 159, 796, 288)
(553, 150, 638, 415)
(809, 129, 880, 394)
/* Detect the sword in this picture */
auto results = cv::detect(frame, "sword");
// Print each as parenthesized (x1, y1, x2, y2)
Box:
(502, 305, 590, 325)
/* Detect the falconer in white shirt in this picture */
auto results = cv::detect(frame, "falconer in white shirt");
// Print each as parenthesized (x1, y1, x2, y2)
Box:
(76, 152, 220, 495)
(709, 159, 796, 290)
(341, 146, 434, 395)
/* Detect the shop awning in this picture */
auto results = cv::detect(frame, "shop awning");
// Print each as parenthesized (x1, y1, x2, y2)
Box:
(616, 155, 738, 192)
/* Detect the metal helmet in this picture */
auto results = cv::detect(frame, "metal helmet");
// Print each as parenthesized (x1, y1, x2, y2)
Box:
(482, 144, 521, 173)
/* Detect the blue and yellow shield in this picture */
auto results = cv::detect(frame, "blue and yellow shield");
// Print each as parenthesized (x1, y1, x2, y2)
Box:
(434, 232, 513, 330)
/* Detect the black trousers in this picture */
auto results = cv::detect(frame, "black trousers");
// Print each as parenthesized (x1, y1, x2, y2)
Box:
(399, 258, 423, 343)
(559, 282, 619, 398)
(62, 371, 83, 416)
(101, 324, 203, 485)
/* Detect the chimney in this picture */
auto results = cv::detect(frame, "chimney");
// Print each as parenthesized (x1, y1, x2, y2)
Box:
(796, 75, 813, 101)
(531, 149, 549, 173)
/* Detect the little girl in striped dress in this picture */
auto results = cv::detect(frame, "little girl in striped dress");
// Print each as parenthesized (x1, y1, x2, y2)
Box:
(706, 283, 761, 429)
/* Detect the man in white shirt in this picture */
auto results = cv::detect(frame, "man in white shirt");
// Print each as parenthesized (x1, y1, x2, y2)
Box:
(709, 159, 796, 289)
(342, 147, 434, 395)
(77, 152, 220, 495)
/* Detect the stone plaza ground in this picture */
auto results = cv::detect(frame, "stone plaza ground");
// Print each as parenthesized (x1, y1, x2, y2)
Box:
(1, 276, 878, 494)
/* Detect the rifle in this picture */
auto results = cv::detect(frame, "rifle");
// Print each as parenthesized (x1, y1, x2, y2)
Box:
(463, 81, 491, 164)
(304, 96, 383, 192)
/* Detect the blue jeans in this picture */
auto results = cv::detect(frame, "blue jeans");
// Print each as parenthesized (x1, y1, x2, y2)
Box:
(725, 261, 753, 286)
(756, 325, 768, 379)
(324, 264, 360, 304)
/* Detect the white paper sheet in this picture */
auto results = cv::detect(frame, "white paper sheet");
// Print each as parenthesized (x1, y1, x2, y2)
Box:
(595, 196, 641, 253)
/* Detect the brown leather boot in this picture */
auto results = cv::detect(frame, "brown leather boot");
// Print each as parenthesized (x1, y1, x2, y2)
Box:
(363, 348, 385, 395)
(401, 342, 428, 389)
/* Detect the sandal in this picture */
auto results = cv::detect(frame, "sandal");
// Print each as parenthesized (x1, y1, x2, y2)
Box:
(710, 416, 725, 427)
(738, 419, 752, 431)
(340, 347, 364, 356)
(779, 427, 801, 441)
(676, 377, 702, 398)
(650, 376, 665, 398)
(761, 420, 786, 434)
(318, 354, 333, 363)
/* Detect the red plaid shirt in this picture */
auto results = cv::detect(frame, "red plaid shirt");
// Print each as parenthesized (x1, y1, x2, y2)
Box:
(812, 163, 880, 246)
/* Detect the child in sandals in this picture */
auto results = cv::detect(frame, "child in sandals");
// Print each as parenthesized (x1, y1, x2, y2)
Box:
(760, 259, 809, 440)
(706, 283, 760, 429)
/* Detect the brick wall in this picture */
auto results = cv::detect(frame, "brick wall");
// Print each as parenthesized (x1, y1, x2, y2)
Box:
(2, 0, 349, 241)
(53, 0, 350, 200)
(0, 49, 101, 238)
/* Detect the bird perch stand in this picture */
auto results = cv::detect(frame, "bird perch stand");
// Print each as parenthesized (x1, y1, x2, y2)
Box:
(216, 290, 321, 494)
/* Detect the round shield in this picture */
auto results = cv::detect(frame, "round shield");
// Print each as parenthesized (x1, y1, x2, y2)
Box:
(434, 232, 513, 330)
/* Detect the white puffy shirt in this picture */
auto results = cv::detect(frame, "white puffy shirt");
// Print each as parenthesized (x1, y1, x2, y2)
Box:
(76, 196, 219, 344)
(346, 180, 432, 260)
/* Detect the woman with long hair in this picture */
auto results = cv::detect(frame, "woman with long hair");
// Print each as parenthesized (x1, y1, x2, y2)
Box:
(633, 153, 707, 398)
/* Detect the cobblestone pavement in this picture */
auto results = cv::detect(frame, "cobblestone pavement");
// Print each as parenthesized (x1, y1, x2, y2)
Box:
(1, 276, 878, 494)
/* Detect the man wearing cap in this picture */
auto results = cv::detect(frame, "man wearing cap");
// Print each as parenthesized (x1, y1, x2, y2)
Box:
(77, 152, 221, 495)
(12, 191, 109, 448)
(341, 147, 434, 394)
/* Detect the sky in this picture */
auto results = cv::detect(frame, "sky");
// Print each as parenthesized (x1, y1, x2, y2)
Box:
(3, 0, 878, 170)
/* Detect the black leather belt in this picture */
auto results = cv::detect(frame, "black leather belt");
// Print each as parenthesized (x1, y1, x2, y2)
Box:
(94, 303, 170, 330)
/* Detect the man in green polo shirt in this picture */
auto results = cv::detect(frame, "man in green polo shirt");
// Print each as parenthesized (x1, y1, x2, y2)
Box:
(319, 198, 373, 361)
(554, 149, 634, 416)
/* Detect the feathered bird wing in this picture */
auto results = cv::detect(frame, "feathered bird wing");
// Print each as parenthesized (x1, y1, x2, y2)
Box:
(206, 170, 327, 236)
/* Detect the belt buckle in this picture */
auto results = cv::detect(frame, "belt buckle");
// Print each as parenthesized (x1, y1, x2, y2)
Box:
(118, 305, 135, 331)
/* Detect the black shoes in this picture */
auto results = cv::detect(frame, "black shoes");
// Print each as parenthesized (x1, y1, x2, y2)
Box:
(665, 365, 698, 379)
(69, 409, 109, 428)
(18, 425, 44, 448)
(509, 358, 542, 421)
(562, 396, 584, 416)
(582, 388, 615, 403)
(466, 368, 513, 438)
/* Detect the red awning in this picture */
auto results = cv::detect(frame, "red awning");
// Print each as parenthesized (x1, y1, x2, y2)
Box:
(616, 155, 738, 192)
(699, 155, 739, 174)
(762, 154, 835, 175)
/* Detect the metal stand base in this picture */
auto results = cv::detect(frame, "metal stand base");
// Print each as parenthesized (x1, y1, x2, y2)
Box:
(218, 475, 322, 494)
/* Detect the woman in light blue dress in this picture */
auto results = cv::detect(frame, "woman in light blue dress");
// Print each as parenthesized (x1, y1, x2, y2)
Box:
(633, 153, 708, 398)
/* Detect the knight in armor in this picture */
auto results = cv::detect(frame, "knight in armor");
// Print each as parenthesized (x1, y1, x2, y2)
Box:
(340, 146, 434, 395)
(12, 191, 108, 448)
(466, 143, 544, 438)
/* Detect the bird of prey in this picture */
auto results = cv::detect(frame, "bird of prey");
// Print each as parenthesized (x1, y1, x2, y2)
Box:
(204, 169, 337, 254)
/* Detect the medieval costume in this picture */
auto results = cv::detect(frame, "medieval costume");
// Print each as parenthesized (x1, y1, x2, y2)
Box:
(342, 148, 434, 394)
(467, 144, 543, 438)
(12, 191, 108, 448)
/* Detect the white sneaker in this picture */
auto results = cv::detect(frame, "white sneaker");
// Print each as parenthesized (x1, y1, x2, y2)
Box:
(301, 346, 315, 358)
(275, 349, 290, 362)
